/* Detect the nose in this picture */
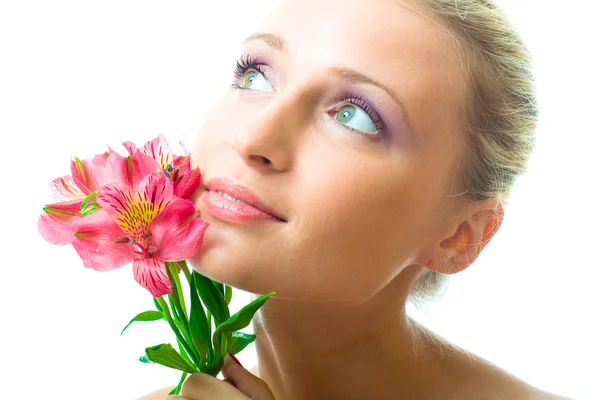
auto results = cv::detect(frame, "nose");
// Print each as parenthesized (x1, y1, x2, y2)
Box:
(231, 89, 310, 172)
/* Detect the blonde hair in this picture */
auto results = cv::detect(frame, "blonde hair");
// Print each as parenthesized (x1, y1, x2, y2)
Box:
(402, 0, 539, 306)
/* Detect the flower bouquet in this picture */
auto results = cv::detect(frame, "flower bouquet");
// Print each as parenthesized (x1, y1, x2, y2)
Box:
(37, 134, 274, 395)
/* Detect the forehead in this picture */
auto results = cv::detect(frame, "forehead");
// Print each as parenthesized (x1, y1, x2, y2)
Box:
(254, 0, 467, 138)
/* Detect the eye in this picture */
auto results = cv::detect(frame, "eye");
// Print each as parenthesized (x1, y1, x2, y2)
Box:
(231, 54, 386, 139)
(231, 54, 274, 93)
(330, 98, 384, 139)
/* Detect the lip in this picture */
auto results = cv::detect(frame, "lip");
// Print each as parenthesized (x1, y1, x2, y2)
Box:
(203, 177, 286, 222)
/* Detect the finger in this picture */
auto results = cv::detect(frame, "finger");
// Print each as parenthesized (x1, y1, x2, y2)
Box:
(180, 372, 244, 400)
(222, 352, 276, 400)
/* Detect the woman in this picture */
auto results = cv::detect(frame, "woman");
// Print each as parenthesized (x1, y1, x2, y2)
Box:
(142, 0, 568, 398)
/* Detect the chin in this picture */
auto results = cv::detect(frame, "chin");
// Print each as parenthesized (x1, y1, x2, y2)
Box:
(188, 246, 265, 295)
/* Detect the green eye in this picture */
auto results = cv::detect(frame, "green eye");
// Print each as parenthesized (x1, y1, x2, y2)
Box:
(334, 104, 378, 134)
(239, 69, 273, 93)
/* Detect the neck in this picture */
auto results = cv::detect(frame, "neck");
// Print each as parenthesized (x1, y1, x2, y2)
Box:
(250, 268, 441, 399)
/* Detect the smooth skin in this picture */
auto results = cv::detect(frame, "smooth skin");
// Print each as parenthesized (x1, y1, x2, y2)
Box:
(140, 0, 570, 398)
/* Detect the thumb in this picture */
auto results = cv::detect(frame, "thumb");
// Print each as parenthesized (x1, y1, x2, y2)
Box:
(222, 352, 276, 400)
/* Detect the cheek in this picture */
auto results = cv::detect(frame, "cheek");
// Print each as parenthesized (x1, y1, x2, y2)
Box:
(277, 164, 424, 303)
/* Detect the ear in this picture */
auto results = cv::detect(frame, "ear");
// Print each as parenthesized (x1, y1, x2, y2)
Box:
(425, 198, 504, 275)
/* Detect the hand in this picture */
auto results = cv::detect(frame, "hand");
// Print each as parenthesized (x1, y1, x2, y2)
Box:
(165, 353, 276, 400)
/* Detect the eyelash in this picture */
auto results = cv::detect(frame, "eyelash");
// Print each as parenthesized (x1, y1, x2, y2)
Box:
(230, 53, 386, 140)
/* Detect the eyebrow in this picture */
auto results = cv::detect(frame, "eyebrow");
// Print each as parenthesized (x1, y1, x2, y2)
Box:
(243, 32, 414, 132)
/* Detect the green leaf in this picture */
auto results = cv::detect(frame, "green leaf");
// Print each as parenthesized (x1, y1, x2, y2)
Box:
(229, 332, 256, 355)
(215, 332, 228, 358)
(144, 344, 197, 374)
(212, 292, 275, 351)
(190, 272, 211, 367)
(212, 279, 225, 297)
(225, 285, 233, 306)
(206, 347, 223, 376)
(121, 310, 164, 335)
(192, 271, 229, 326)
(139, 354, 153, 363)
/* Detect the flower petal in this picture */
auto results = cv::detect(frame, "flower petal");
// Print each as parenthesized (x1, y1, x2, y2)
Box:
(174, 168, 201, 199)
(38, 212, 76, 245)
(150, 198, 209, 260)
(38, 198, 86, 244)
(122, 141, 137, 156)
(103, 151, 129, 186)
(72, 239, 132, 272)
(51, 175, 87, 201)
(42, 198, 84, 218)
(70, 157, 104, 194)
(103, 149, 159, 188)
(172, 154, 189, 171)
(92, 150, 110, 167)
(131, 151, 160, 185)
(133, 258, 172, 297)
(95, 182, 132, 223)
(71, 210, 133, 271)
(173, 156, 190, 175)
(172, 141, 191, 173)
(141, 134, 172, 171)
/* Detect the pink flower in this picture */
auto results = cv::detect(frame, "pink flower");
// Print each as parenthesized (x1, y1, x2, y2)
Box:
(38, 199, 86, 245)
(123, 134, 202, 199)
(103, 146, 160, 189)
(69, 153, 110, 196)
(38, 144, 163, 245)
(38, 154, 110, 245)
(71, 173, 209, 297)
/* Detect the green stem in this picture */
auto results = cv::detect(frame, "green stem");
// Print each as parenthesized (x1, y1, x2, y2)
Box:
(176, 339, 195, 374)
(166, 262, 205, 368)
(207, 309, 213, 333)
(169, 371, 188, 396)
(168, 293, 202, 365)
(168, 291, 191, 338)
(166, 262, 189, 321)
(206, 318, 213, 367)
(178, 260, 192, 284)
(155, 296, 201, 370)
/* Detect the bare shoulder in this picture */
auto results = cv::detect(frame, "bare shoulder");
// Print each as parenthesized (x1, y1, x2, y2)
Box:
(449, 349, 573, 399)
(414, 326, 573, 399)
(530, 390, 576, 400)
(136, 385, 176, 400)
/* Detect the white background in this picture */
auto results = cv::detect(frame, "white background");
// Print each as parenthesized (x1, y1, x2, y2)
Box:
(1, 1, 598, 399)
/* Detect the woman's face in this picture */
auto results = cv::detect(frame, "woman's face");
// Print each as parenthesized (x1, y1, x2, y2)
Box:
(190, 0, 468, 304)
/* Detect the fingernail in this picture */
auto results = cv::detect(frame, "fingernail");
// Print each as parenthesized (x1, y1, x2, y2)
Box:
(228, 352, 243, 367)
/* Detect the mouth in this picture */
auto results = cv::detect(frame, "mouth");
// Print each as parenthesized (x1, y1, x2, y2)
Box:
(202, 177, 286, 223)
